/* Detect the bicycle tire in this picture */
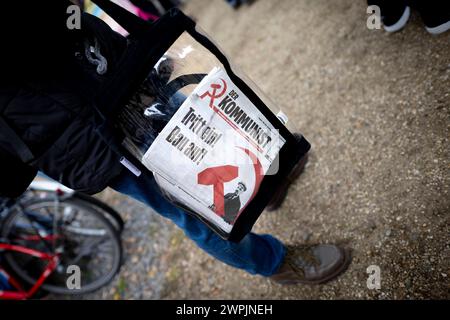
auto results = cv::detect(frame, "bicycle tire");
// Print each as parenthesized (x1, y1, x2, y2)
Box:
(72, 192, 125, 234)
(1, 197, 123, 295)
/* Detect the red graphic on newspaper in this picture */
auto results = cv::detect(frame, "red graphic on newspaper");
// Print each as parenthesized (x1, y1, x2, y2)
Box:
(200, 78, 227, 107)
(142, 67, 285, 233)
(198, 147, 263, 225)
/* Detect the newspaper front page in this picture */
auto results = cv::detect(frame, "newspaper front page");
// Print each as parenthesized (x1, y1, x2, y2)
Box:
(143, 67, 286, 233)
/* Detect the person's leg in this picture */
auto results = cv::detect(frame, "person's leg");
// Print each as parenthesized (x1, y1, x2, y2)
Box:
(109, 169, 285, 276)
(109, 169, 352, 284)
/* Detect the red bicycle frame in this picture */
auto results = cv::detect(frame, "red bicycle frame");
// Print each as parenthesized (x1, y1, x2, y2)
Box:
(0, 243, 59, 300)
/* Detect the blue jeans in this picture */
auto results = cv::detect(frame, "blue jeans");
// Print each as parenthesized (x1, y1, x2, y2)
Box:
(109, 169, 286, 276)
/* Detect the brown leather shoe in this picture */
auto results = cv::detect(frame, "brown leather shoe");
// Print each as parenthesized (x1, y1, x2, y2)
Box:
(270, 244, 352, 285)
(266, 134, 309, 212)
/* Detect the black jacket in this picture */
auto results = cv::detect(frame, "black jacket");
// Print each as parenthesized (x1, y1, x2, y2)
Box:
(0, 2, 127, 197)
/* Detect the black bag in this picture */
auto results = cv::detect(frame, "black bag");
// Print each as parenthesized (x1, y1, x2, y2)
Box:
(0, 117, 37, 198)
(92, 0, 310, 242)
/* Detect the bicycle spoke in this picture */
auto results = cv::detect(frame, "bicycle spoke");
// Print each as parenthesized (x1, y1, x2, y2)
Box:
(67, 236, 109, 266)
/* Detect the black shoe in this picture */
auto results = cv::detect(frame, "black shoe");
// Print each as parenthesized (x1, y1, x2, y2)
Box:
(368, 0, 410, 32)
(415, 1, 450, 34)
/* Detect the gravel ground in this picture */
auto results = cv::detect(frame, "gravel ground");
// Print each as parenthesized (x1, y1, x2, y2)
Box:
(67, 0, 449, 299)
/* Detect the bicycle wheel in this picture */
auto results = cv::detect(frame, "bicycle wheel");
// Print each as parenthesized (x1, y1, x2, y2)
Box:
(72, 192, 125, 234)
(1, 197, 122, 295)
(26, 189, 124, 235)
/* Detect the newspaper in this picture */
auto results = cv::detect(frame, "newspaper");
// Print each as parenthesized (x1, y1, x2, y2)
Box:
(142, 67, 286, 233)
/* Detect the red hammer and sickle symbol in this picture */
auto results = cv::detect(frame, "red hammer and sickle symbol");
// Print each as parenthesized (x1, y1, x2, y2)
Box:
(200, 78, 227, 108)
